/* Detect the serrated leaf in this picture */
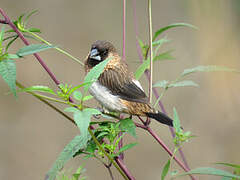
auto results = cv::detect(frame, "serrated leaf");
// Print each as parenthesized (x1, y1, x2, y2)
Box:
(73, 91, 82, 101)
(135, 51, 174, 80)
(153, 23, 197, 41)
(182, 65, 239, 77)
(161, 159, 171, 180)
(173, 107, 181, 133)
(82, 95, 93, 101)
(83, 57, 111, 94)
(18, 85, 56, 95)
(45, 135, 91, 180)
(0, 59, 16, 96)
(153, 80, 169, 88)
(66, 108, 100, 139)
(16, 44, 55, 57)
(173, 167, 240, 179)
(168, 80, 199, 88)
(119, 118, 137, 138)
(117, 143, 137, 154)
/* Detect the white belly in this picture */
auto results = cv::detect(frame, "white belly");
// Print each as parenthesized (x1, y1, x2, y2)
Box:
(89, 81, 127, 112)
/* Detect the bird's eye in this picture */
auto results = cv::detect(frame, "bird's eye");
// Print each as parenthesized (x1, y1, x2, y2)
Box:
(102, 50, 108, 56)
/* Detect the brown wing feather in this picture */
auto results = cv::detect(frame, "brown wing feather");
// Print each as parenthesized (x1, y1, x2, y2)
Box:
(98, 63, 148, 104)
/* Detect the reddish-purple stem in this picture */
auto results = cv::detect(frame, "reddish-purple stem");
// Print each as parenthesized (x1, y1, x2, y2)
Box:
(115, 157, 136, 180)
(0, 8, 60, 86)
(132, 1, 194, 178)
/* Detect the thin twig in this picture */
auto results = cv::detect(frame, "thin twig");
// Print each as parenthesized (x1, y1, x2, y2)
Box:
(131, 2, 195, 179)
(148, 0, 153, 103)
(115, 157, 136, 180)
(118, 0, 127, 161)
(16, 81, 76, 125)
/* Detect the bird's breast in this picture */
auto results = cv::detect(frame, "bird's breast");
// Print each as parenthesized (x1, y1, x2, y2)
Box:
(89, 81, 127, 112)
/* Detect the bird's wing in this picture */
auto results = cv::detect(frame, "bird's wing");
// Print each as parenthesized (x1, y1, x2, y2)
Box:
(98, 68, 149, 103)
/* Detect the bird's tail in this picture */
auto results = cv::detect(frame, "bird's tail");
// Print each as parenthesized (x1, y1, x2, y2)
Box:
(145, 111, 173, 127)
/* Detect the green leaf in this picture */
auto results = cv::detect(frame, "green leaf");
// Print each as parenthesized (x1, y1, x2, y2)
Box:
(0, 26, 5, 47)
(152, 38, 170, 47)
(65, 108, 100, 139)
(168, 80, 199, 88)
(73, 91, 82, 101)
(83, 57, 111, 94)
(173, 107, 181, 133)
(182, 65, 239, 77)
(153, 23, 197, 41)
(7, 54, 20, 59)
(216, 162, 240, 169)
(28, 28, 41, 33)
(118, 143, 137, 154)
(161, 159, 171, 180)
(119, 118, 137, 138)
(68, 81, 93, 96)
(135, 51, 174, 80)
(6, 36, 19, 52)
(18, 85, 56, 95)
(82, 95, 93, 101)
(45, 135, 91, 180)
(25, 10, 38, 25)
(173, 167, 240, 179)
(153, 50, 174, 61)
(153, 80, 169, 88)
(16, 44, 55, 57)
(0, 59, 16, 96)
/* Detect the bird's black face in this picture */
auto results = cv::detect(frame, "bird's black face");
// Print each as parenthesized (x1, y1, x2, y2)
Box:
(87, 40, 116, 67)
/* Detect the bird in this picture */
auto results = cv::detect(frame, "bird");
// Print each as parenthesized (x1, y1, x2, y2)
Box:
(84, 40, 173, 127)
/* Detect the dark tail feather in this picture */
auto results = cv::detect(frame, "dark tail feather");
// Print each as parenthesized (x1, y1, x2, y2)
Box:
(146, 112, 173, 127)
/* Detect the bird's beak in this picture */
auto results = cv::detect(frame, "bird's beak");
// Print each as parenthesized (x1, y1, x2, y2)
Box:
(90, 48, 101, 61)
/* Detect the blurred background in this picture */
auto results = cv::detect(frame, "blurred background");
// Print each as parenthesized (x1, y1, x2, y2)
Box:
(0, 0, 240, 179)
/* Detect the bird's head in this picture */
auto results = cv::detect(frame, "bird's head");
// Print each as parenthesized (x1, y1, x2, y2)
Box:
(86, 40, 117, 68)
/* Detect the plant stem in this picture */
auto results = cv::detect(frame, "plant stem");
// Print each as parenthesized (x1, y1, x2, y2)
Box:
(131, 2, 194, 178)
(148, 0, 153, 104)
(0, 8, 60, 85)
(122, 0, 126, 61)
(88, 127, 129, 180)
(115, 157, 136, 180)
(31, 93, 77, 107)
(27, 31, 84, 66)
(16, 81, 76, 126)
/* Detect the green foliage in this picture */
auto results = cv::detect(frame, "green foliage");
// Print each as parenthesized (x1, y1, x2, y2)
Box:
(173, 167, 240, 179)
(135, 50, 174, 80)
(153, 80, 198, 89)
(16, 44, 55, 57)
(0, 59, 16, 96)
(161, 159, 170, 180)
(116, 143, 137, 156)
(64, 108, 100, 140)
(83, 57, 111, 94)
(46, 135, 91, 180)
(216, 163, 240, 180)
(73, 91, 82, 101)
(152, 23, 197, 41)
(119, 118, 137, 138)
(173, 107, 194, 146)
(182, 65, 239, 77)
(17, 85, 56, 95)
